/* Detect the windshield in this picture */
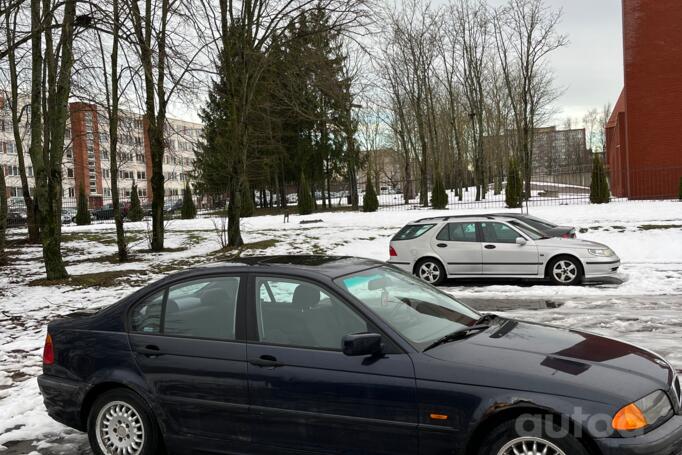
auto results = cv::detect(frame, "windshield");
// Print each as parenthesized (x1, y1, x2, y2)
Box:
(524, 216, 557, 230)
(336, 266, 479, 350)
(508, 220, 546, 240)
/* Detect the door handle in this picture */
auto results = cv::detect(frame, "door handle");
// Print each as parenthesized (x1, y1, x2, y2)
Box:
(250, 355, 285, 368)
(436, 243, 448, 248)
(484, 244, 496, 250)
(140, 344, 163, 357)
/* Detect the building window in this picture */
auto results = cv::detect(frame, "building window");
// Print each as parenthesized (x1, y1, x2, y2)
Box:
(66, 168, 74, 178)
(67, 187, 75, 198)
(135, 153, 145, 163)
(103, 188, 111, 197)
(27, 167, 33, 177)
(9, 187, 23, 197)
(4, 165, 20, 176)
(137, 171, 146, 180)
(102, 169, 110, 179)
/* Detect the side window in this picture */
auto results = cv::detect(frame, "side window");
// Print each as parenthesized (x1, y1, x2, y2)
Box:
(483, 222, 520, 244)
(130, 291, 164, 334)
(255, 277, 368, 350)
(437, 223, 477, 242)
(163, 277, 241, 340)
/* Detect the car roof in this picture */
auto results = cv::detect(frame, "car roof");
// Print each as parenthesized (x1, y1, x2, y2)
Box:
(412, 214, 518, 224)
(188, 255, 383, 280)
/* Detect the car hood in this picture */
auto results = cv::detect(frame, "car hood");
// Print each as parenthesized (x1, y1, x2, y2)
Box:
(421, 319, 673, 406)
(535, 237, 610, 250)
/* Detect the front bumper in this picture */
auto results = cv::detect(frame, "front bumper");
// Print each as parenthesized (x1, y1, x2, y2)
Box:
(595, 415, 682, 455)
(37, 374, 87, 431)
(583, 256, 621, 278)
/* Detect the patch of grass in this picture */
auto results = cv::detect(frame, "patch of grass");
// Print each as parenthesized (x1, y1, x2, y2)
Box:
(62, 232, 118, 246)
(638, 224, 682, 231)
(28, 270, 146, 288)
(67, 253, 142, 265)
(137, 246, 189, 254)
(611, 226, 626, 230)
(211, 239, 280, 260)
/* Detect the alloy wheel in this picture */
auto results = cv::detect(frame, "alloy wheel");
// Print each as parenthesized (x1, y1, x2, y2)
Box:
(497, 437, 567, 455)
(552, 260, 578, 284)
(419, 262, 441, 284)
(95, 400, 145, 455)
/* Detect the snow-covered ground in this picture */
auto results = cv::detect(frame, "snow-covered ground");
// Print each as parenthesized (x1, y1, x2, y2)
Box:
(1, 200, 682, 453)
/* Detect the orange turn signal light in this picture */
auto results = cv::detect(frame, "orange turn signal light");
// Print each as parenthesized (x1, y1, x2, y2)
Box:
(612, 403, 648, 431)
(429, 413, 448, 421)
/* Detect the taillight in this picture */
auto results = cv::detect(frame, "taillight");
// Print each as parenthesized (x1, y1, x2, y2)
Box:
(561, 233, 570, 238)
(43, 333, 54, 365)
(389, 245, 398, 257)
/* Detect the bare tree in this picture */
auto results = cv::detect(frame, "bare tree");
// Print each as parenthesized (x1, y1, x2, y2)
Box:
(493, 0, 567, 199)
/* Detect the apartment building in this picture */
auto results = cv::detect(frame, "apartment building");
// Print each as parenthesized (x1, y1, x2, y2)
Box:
(1, 99, 202, 209)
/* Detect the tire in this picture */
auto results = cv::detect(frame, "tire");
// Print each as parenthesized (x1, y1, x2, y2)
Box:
(478, 415, 589, 455)
(415, 258, 446, 286)
(87, 388, 162, 455)
(547, 256, 583, 286)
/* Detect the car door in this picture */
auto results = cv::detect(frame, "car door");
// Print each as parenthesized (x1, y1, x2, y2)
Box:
(479, 222, 540, 276)
(246, 275, 418, 455)
(128, 274, 250, 447)
(431, 222, 482, 276)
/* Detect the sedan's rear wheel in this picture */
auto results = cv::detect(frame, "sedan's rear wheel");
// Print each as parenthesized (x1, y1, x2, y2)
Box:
(88, 389, 162, 455)
(547, 256, 582, 286)
(415, 258, 446, 286)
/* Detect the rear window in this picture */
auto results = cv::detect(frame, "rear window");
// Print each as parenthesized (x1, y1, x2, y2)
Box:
(393, 224, 435, 241)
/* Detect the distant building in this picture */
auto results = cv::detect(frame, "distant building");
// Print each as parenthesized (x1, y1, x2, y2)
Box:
(1, 99, 201, 208)
(532, 127, 592, 176)
(606, 0, 682, 199)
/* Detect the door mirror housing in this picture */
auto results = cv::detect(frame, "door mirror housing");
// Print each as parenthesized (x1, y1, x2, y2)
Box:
(342, 333, 383, 357)
(516, 237, 528, 246)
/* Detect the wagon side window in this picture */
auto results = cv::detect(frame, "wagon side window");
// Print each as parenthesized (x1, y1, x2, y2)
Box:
(130, 290, 165, 334)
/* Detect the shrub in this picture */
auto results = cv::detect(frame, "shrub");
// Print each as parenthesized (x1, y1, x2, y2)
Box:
(678, 177, 682, 201)
(75, 184, 91, 225)
(431, 172, 448, 209)
(362, 175, 379, 212)
(181, 181, 197, 219)
(127, 182, 145, 222)
(505, 158, 523, 208)
(297, 171, 315, 215)
(590, 154, 611, 204)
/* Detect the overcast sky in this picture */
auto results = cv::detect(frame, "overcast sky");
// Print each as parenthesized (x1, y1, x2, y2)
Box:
(479, 0, 624, 125)
(172, 0, 625, 127)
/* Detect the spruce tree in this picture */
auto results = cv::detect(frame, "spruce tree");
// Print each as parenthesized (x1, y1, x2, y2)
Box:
(181, 181, 197, 219)
(362, 174, 379, 212)
(431, 172, 448, 210)
(75, 184, 91, 225)
(590, 155, 611, 204)
(127, 181, 145, 222)
(297, 171, 315, 215)
(505, 159, 523, 209)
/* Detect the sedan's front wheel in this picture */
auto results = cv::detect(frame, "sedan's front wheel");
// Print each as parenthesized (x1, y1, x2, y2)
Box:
(415, 258, 446, 286)
(88, 388, 162, 455)
(478, 416, 588, 455)
(547, 256, 582, 286)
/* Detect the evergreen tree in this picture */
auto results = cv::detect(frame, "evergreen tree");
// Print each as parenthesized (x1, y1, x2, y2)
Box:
(494, 174, 503, 195)
(678, 177, 682, 201)
(505, 159, 523, 209)
(181, 182, 197, 219)
(75, 184, 91, 225)
(127, 181, 145, 222)
(362, 174, 379, 212)
(590, 155, 611, 204)
(431, 172, 448, 209)
(297, 171, 315, 215)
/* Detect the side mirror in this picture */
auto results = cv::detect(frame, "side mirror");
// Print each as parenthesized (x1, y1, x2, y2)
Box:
(342, 333, 383, 357)
(516, 237, 528, 246)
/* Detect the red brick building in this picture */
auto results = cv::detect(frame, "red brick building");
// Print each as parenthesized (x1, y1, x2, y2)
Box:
(606, 0, 682, 199)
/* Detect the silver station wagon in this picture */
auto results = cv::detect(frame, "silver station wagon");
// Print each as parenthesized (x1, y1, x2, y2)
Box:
(388, 215, 621, 286)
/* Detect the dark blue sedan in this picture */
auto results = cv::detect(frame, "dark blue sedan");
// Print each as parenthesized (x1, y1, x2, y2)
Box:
(38, 256, 682, 455)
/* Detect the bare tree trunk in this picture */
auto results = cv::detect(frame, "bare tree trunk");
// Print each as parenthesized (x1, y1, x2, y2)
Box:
(0, 166, 7, 265)
(4, 7, 40, 243)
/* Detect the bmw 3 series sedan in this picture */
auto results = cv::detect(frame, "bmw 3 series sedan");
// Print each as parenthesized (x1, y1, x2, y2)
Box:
(389, 216, 620, 286)
(39, 256, 681, 455)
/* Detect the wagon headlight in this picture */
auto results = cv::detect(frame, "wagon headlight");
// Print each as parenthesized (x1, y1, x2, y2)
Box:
(612, 390, 673, 431)
(588, 248, 614, 257)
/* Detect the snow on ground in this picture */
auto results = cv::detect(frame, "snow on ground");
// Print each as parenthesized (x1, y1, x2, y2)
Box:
(1, 200, 682, 452)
